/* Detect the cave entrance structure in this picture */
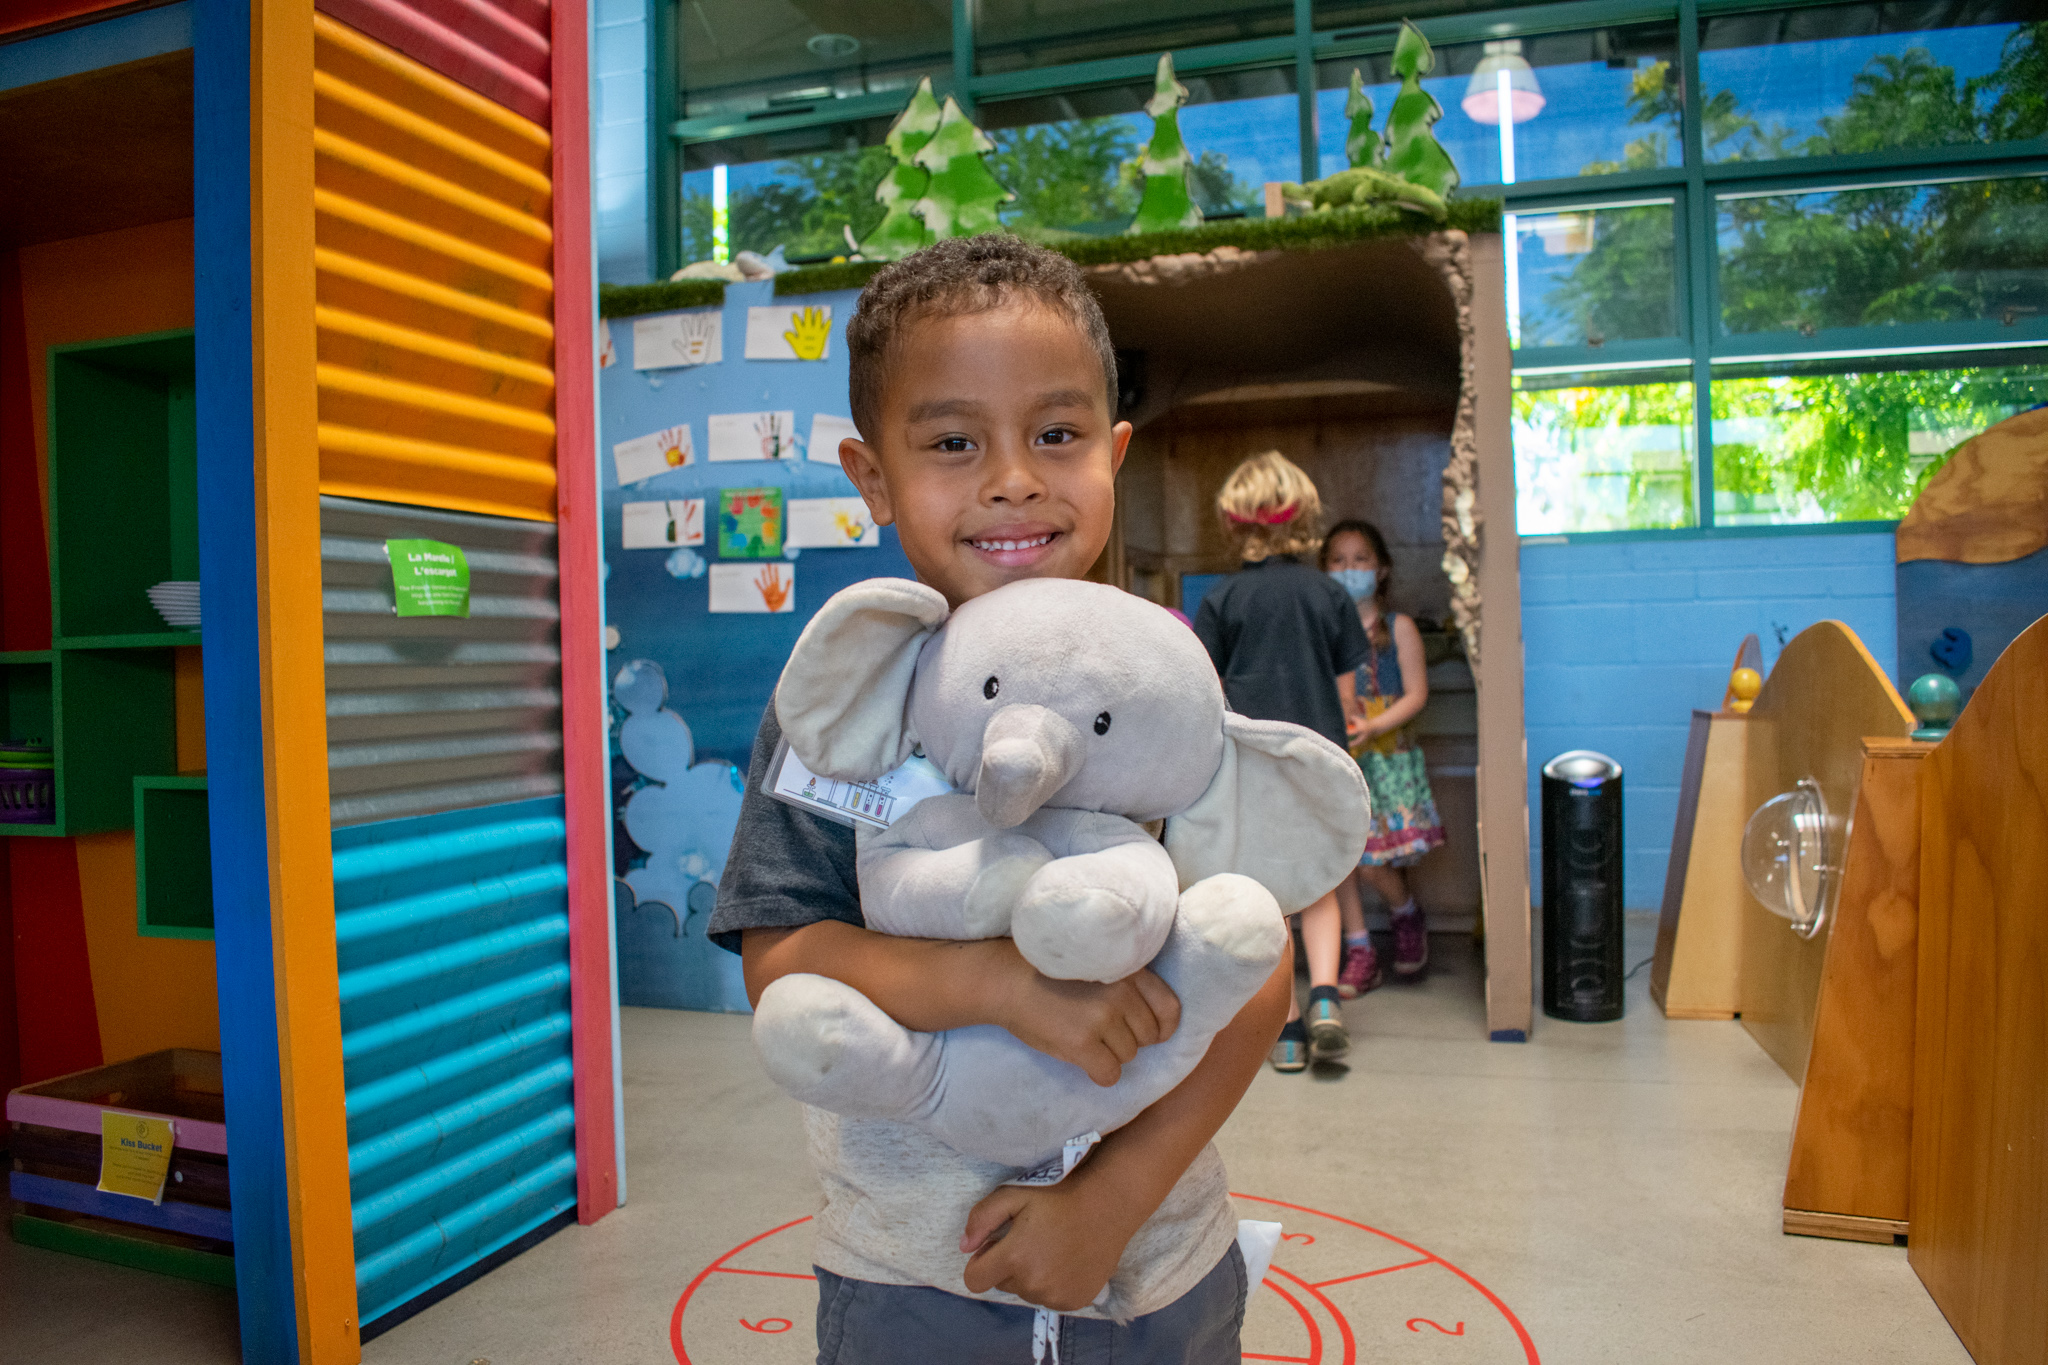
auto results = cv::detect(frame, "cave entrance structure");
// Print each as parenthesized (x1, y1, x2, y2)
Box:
(1086, 227, 1530, 1040)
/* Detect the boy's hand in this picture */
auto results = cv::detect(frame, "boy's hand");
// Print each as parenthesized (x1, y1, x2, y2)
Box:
(992, 955, 1181, 1087)
(958, 1173, 1137, 1311)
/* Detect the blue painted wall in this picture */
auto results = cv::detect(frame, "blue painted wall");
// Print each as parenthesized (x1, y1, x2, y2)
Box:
(1519, 529, 1898, 909)
(593, 0, 650, 284)
(601, 283, 913, 1008)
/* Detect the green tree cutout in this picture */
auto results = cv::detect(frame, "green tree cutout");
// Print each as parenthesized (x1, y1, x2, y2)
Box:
(1384, 22, 1459, 199)
(912, 97, 1014, 240)
(859, 77, 944, 260)
(1343, 69, 1383, 168)
(1129, 54, 1203, 234)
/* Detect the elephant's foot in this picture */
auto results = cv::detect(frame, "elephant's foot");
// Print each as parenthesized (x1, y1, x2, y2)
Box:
(752, 974, 939, 1120)
(961, 835, 1055, 939)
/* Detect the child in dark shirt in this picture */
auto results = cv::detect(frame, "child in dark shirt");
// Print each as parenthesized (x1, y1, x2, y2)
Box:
(709, 237, 1289, 1363)
(1192, 452, 1372, 1072)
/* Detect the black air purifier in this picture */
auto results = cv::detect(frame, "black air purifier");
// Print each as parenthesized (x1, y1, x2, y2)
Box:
(1541, 750, 1625, 1022)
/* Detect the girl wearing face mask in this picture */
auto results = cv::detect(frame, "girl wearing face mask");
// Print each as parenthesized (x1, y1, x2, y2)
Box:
(1319, 520, 1446, 992)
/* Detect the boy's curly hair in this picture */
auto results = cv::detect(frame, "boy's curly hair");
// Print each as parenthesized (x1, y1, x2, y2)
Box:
(1217, 450, 1324, 562)
(846, 235, 1118, 441)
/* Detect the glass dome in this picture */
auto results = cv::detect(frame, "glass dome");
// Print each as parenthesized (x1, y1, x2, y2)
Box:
(1741, 777, 1839, 940)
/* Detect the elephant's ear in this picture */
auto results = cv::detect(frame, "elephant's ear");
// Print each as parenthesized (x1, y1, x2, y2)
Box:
(776, 578, 950, 780)
(1163, 713, 1370, 914)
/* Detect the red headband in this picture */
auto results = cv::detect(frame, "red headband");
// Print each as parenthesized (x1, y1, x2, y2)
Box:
(1226, 503, 1301, 526)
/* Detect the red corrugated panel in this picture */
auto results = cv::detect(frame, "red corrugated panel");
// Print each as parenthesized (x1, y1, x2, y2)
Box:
(316, 0, 552, 127)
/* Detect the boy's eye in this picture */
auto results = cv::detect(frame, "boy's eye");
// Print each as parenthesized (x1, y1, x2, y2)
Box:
(1038, 427, 1076, 446)
(936, 435, 974, 453)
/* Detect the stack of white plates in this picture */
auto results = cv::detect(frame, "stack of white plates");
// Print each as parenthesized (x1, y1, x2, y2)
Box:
(146, 581, 201, 628)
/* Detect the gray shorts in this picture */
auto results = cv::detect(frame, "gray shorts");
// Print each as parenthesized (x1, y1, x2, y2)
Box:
(813, 1242, 1247, 1365)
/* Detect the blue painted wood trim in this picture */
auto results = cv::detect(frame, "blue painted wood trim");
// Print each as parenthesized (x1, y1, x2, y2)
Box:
(193, 1, 299, 1361)
(0, 1, 193, 93)
(11, 1170, 236, 1242)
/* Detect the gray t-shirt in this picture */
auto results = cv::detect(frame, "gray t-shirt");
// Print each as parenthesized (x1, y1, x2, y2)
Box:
(709, 700, 1239, 1321)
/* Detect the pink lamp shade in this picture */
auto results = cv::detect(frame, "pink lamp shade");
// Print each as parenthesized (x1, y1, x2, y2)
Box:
(1462, 41, 1545, 125)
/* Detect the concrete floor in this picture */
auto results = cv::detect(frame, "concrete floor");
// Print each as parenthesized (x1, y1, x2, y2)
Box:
(2, 915, 1970, 1363)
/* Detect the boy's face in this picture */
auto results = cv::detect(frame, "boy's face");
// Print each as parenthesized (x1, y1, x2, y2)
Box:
(839, 299, 1131, 608)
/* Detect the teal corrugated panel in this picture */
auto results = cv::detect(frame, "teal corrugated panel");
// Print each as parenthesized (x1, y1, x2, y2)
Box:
(336, 794, 576, 1327)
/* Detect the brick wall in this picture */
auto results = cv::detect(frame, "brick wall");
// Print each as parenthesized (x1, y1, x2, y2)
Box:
(1519, 529, 1898, 908)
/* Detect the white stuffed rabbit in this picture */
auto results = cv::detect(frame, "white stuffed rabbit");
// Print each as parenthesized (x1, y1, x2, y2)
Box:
(754, 577, 1369, 1169)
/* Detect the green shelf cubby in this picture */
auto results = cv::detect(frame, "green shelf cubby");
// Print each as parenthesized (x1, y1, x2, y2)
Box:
(1, 654, 58, 833)
(135, 776, 212, 940)
(0, 329, 199, 840)
(48, 329, 199, 647)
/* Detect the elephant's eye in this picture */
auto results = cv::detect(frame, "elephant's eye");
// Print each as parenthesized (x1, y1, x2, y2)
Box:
(1094, 711, 1112, 735)
(983, 675, 999, 700)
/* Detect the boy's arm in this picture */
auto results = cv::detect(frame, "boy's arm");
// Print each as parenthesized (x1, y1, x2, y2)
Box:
(957, 948, 1293, 1311)
(742, 922, 1181, 1088)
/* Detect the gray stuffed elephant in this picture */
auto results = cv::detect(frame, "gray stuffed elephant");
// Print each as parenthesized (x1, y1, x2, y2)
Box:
(755, 577, 1370, 1169)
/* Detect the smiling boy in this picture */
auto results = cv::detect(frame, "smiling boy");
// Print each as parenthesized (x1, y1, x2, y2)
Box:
(710, 236, 1291, 1363)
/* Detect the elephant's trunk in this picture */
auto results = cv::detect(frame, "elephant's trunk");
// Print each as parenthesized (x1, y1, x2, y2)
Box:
(975, 704, 1085, 828)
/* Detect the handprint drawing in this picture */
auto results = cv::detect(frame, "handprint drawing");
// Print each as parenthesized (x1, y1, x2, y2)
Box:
(782, 305, 831, 360)
(755, 565, 792, 613)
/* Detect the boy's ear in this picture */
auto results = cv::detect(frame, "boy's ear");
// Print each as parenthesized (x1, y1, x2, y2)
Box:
(838, 437, 896, 527)
(776, 578, 950, 779)
(1163, 714, 1369, 914)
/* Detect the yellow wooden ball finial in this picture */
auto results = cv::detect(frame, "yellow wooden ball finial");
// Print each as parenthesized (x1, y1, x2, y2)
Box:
(1728, 666, 1762, 714)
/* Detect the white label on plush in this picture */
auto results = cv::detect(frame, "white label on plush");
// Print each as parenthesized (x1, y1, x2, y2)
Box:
(767, 740, 955, 830)
(1002, 1131, 1101, 1189)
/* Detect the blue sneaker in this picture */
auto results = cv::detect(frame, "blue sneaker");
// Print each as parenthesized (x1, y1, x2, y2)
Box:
(1306, 997, 1350, 1061)
(1270, 1034, 1309, 1073)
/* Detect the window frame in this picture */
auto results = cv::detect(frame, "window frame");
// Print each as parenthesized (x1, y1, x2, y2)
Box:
(658, 0, 2048, 538)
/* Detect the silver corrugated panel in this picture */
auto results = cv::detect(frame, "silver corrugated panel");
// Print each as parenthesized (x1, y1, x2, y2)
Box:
(321, 496, 564, 826)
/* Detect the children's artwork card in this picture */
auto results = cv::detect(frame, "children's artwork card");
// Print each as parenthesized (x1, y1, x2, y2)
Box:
(621, 498, 704, 549)
(787, 497, 880, 549)
(745, 304, 832, 361)
(632, 310, 722, 369)
(614, 425, 693, 485)
(718, 487, 784, 559)
(709, 561, 794, 613)
(708, 410, 796, 462)
(807, 412, 861, 465)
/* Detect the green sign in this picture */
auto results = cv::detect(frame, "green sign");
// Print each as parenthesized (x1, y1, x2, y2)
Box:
(386, 538, 471, 618)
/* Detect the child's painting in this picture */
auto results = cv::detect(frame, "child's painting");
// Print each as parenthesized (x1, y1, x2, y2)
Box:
(788, 497, 880, 549)
(632, 309, 723, 369)
(709, 410, 796, 462)
(746, 304, 832, 361)
(708, 562, 794, 614)
(614, 425, 693, 485)
(808, 412, 860, 465)
(621, 498, 704, 548)
(718, 487, 784, 558)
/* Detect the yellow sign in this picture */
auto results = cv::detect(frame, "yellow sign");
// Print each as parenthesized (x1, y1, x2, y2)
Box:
(98, 1111, 175, 1205)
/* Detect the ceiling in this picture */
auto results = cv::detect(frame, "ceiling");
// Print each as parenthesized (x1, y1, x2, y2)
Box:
(0, 49, 193, 250)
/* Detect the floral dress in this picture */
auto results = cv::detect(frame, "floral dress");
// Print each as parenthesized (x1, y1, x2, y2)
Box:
(1351, 629, 1447, 867)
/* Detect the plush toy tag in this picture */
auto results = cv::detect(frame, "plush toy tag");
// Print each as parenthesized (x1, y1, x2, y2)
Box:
(1003, 1132, 1101, 1188)
(766, 738, 955, 830)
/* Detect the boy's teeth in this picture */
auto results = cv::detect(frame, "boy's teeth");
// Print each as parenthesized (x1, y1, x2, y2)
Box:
(975, 534, 1051, 551)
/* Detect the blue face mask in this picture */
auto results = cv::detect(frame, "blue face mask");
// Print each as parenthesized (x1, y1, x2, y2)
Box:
(1329, 567, 1378, 601)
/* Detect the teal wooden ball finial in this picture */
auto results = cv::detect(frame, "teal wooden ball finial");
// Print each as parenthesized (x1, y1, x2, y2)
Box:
(1908, 673, 1962, 741)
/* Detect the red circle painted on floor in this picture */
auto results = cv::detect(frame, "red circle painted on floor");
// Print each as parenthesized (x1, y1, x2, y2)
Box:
(671, 1195, 1539, 1364)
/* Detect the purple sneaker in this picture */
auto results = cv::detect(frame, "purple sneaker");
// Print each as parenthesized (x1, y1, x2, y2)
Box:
(1391, 906, 1428, 978)
(1337, 942, 1382, 999)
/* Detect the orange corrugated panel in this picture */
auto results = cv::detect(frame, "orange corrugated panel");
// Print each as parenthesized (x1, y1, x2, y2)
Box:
(313, 13, 557, 521)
